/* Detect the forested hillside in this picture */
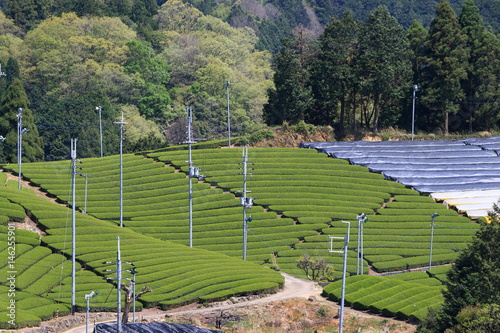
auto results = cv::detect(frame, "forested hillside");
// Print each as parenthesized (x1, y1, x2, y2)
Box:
(265, 0, 500, 136)
(0, 0, 498, 161)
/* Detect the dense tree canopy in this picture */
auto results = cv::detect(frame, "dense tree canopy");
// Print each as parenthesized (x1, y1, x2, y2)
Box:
(0, 0, 498, 160)
(0, 78, 43, 162)
(419, 0, 468, 134)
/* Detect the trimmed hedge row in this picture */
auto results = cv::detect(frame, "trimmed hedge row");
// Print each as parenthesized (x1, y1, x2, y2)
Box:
(323, 275, 444, 322)
(372, 253, 459, 273)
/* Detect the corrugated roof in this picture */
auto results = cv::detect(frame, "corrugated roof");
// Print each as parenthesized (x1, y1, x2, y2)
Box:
(94, 322, 224, 333)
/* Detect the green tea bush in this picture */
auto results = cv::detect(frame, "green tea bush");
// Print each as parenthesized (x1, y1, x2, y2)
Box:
(372, 253, 459, 273)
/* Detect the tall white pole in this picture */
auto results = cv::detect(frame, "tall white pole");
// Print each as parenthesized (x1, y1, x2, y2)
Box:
(17, 108, 22, 190)
(242, 147, 248, 260)
(339, 221, 350, 333)
(411, 85, 418, 141)
(114, 113, 127, 228)
(329, 221, 350, 333)
(116, 236, 122, 332)
(83, 174, 88, 214)
(132, 271, 136, 323)
(97, 106, 103, 157)
(85, 295, 89, 333)
(225, 81, 231, 148)
(241, 147, 252, 261)
(356, 213, 367, 275)
(188, 107, 193, 247)
(429, 213, 438, 270)
(70, 139, 77, 315)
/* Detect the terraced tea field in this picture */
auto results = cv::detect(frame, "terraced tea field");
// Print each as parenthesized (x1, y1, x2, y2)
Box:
(0, 146, 480, 327)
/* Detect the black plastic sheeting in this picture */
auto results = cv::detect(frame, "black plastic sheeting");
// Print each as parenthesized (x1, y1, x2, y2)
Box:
(301, 137, 500, 193)
(94, 322, 224, 333)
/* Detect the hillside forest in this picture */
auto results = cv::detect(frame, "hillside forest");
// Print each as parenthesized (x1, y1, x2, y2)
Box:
(0, 0, 499, 161)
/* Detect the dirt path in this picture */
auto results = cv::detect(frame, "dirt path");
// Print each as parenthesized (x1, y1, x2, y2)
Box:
(61, 272, 316, 333)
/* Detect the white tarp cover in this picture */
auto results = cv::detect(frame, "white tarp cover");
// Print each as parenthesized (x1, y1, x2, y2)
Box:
(302, 137, 500, 217)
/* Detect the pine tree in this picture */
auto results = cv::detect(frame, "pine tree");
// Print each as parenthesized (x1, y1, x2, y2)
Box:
(470, 30, 500, 130)
(0, 78, 43, 163)
(459, 0, 500, 132)
(357, 5, 413, 133)
(311, 11, 360, 134)
(406, 20, 428, 84)
(263, 37, 314, 125)
(420, 0, 468, 134)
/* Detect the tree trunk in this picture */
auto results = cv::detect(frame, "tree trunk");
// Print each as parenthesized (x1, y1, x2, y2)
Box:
(120, 281, 152, 324)
(444, 111, 449, 135)
(121, 283, 134, 323)
(372, 96, 380, 133)
(339, 96, 345, 136)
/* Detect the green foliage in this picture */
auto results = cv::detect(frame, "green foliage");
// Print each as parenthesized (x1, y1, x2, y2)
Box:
(0, 78, 43, 163)
(310, 11, 360, 132)
(357, 5, 413, 132)
(419, 0, 469, 134)
(124, 39, 170, 118)
(324, 275, 444, 322)
(263, 36, 314, 125)
(445, 304, 500, 333)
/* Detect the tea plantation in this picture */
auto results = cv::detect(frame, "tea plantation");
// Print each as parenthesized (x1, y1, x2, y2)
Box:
(0, 146, 480, 327)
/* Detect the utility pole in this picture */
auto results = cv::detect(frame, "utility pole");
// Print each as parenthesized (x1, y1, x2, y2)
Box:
(412, 85, 419, 141)
(96, 106, 103, 157)
(225, 80, 231, 148)
(241, 147, 253, 261)
(329, 221, 350, 333)
(83, 174, 88, 214)
(114, 113, 127, 228)
(186, 106, 196, 247)
(182, 106, 204, 247)
(116, 236, 122, 332)
(17, 108, 27, 190)
(429, 213, 438, 270)
(0, 63, 6, 77)
(356, 213, 367, 275)
(70, 138, 81, 315)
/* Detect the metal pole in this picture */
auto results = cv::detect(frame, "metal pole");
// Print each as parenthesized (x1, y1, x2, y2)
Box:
(187, 106, 193, 247)
(132, 272, 136, 323)
(114, 113, 127, 228)
(97, 106, 103, 158)
(356, 214, 367, 275)
(85, 291, 95, 333)
(83, 174, 88, 214)
(17, 108, 22, 190)
(429, 213, 438, 270)
(339, 221, 350, 333)
(411, 85, 418, 141)
(86, 295, 89, 333)
(225, 81, 231, 148)
(71, 139, 77, 315)
(242, 147, 248, 261)
(116, 236, 122, 332)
